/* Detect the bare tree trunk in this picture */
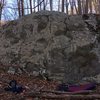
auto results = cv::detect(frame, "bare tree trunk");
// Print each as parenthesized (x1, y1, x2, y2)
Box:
(37, 0, 39, 11)
(85, 0, 89, 14)
(98, 0, 100, 14)
(0, 0, 5, 20)
(43, 0, 46, 10)
(40, 0, 42, 11)
(17, 0, 21, 18)
(77, 0, 82, 14)
(58, 0, 60, 11)
(29, 0, 32, 14)
(26, 0, 29, 14)
(74, 1, 78, 14)
(93, 0, 98, 13)
(89, 0, 92, 13)
(33, 0, 36, 12)
(81, 0, 85, 14)
(50, 0, 53, 11)
(66, 0, 69, 14)
(62, 0, 64, 12)
(21, 0, 24, 16)
(69, 0, 74, 15)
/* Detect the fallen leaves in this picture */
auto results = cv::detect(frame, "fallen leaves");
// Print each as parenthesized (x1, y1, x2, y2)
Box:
(0, 72, 57, 100)
(0, 72, 100, 100)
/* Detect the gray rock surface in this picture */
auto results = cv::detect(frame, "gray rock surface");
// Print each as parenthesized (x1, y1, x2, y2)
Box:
(0, 11, 100, 83)
(7, 67, 16, 74)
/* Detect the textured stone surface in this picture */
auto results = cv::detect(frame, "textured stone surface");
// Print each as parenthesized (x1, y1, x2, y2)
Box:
(0, 11, 100, 83)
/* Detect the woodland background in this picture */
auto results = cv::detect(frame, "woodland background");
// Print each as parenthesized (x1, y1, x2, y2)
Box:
(0, 0, 100, 21)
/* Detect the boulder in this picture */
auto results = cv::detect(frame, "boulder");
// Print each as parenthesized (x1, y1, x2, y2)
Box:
(1, 11, 100, 83)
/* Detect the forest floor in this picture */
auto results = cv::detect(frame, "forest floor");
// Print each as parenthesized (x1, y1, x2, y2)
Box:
(0, 70, 100, 100)
(0, 71, 58, 100)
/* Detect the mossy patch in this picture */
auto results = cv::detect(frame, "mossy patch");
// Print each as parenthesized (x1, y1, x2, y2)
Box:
(31, 48, 43, 55)
(36, 38, 47, 44)
(64, 43, 99, 83)
(35, 15, 49, 32)
(54, 30, 66, 36)
(22, 24, 33, 32)
(49, 48, 65, 59)
(20, 27, 27, 39)
(68, 44, 98, 68)
(10, 37, 20, 45)
(2, 21, 18, 39)
(5, 30, 14, 38)
(37, 21, 47, 32)
(6, 51, 21, 64)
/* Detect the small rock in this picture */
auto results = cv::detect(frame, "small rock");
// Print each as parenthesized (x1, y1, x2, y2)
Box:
(32, 71, 39, 77)
(7, 67, 16, 74)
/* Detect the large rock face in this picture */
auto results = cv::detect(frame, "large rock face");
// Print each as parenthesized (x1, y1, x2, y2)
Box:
(0, 11, 100, 83)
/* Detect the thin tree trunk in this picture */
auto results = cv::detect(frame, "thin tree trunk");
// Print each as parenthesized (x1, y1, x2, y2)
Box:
(62, 0, 64, 12)
(98, 0, 100, 14)
(70, 0, 74, 15)
(43, 0, 46, 10)
(0, 9, 2, 20)
(33, 0, 36, 12)
(93, 0, 97, 13)
(81, 0, 85, 14)
(17, 0, 21, 18)
(74, 1, 78, 14)
(21, 0, 24, 16)
(66, 0, 69, 14)
(50, 0, 53, 11)
(0, 2, 3, 20)
(89, 0, 92, 13)
(58, 0, 60, 11)
(26, 0, 29, 14)
(37, 0, 39, 11)
(77, 0, 82, 14)
(29, 0, 32, 14)
(40, 0, 42, 10)
(85, 0, 89, 14)
(0, 0, 5, 20)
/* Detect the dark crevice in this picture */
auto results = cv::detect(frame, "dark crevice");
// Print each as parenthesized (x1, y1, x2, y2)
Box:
(85, 21, 97, 33)
(82, 14, 89, 20)
(63, 18, 73, 39)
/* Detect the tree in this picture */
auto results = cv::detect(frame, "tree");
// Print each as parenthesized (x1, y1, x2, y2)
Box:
(66, 0, 69, 14)
(69, 0, 75, 15)
(29, 0, 32, 14)
(50, 0, 53, 11)
(89, 0, 92, 13)
(58, 0, 60, 12)
(98, 0, 100, 14)
(21, 0, 24, 16)
(85, 0, 89, 14)
(17, 0, 21, 18)
(77, 0, 82, 14)
(0, 0, 5, 20)
(62, 0, 64, 12)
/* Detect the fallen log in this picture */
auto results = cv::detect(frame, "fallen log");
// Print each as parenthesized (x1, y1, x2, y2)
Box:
(40, 90, 94, 95)
(25, 93, 100, 99)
